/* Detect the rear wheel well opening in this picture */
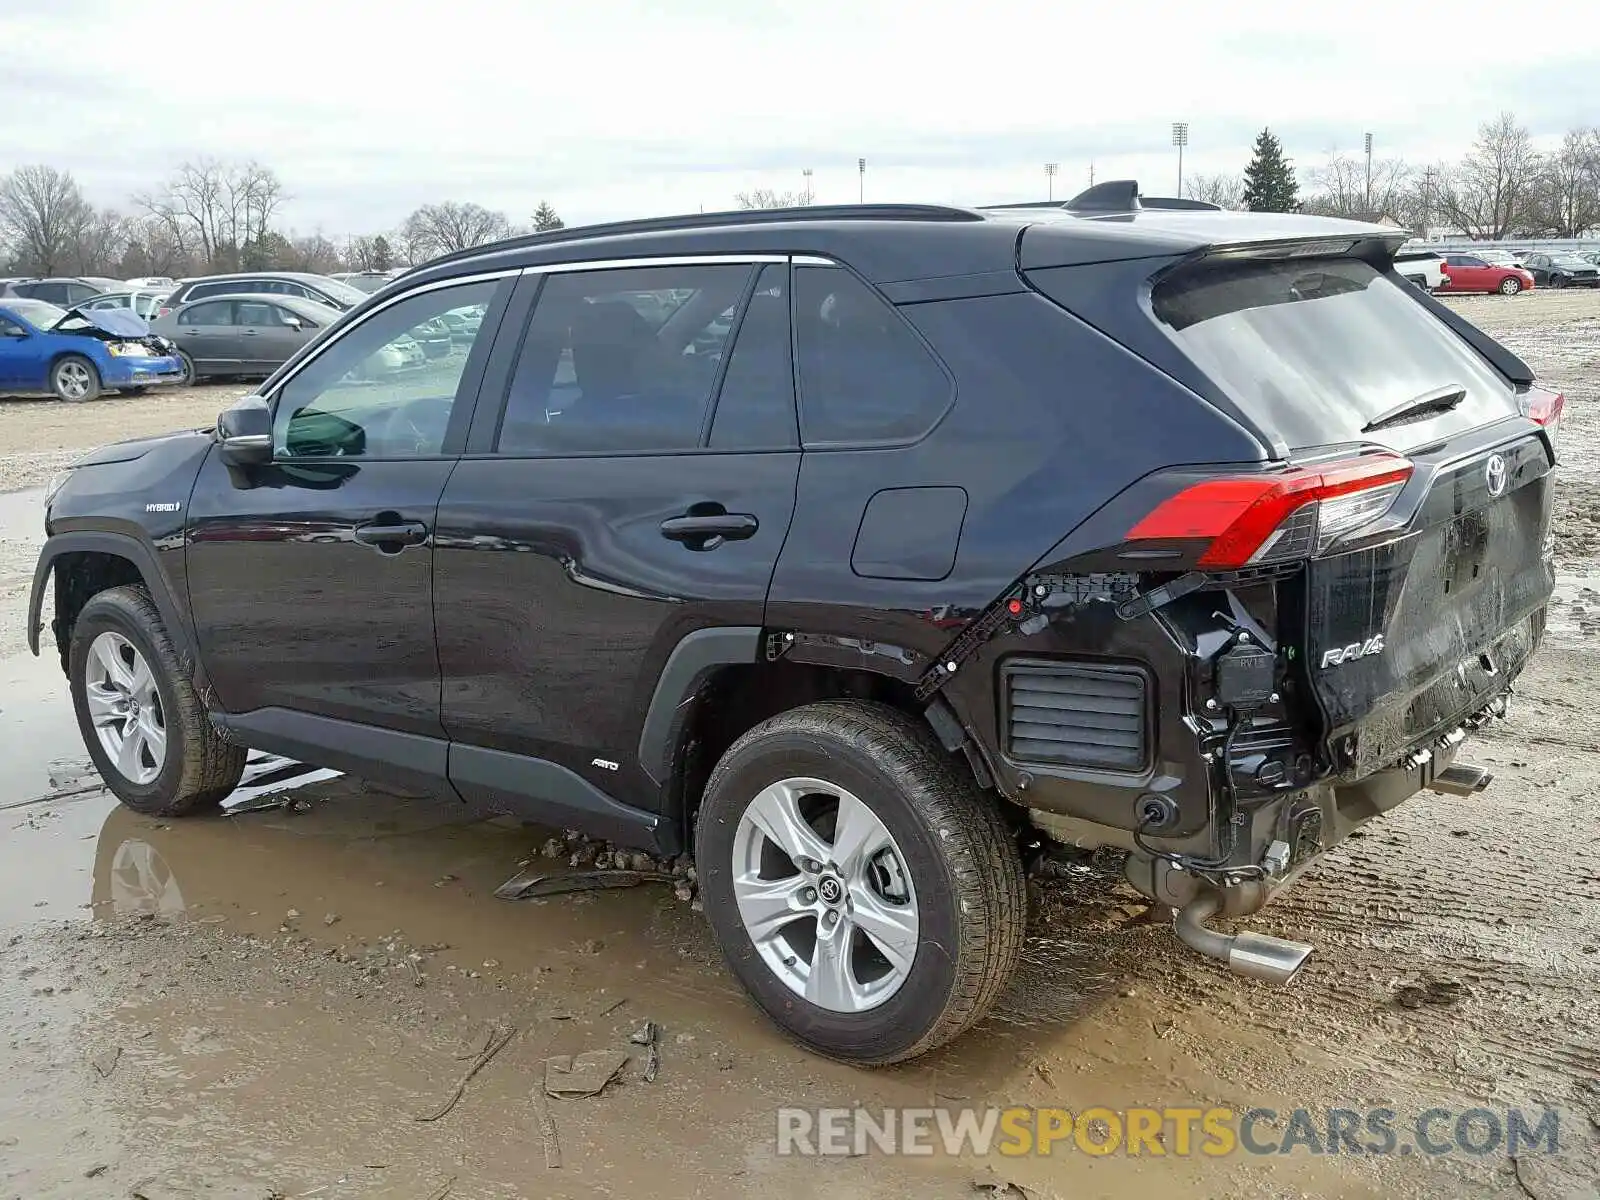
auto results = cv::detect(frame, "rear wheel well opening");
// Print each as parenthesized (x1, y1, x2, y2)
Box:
(668, 660, 989, 845)
(49, 551, 145, 672)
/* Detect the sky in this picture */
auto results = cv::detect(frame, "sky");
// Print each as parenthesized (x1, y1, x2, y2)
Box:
(2, 0, 1597, 239)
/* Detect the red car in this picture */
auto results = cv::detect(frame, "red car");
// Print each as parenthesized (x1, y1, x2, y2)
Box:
(1438, 253, 1535, 296)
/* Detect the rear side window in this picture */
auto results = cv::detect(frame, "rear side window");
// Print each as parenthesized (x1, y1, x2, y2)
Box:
(792, 266, 950, 446)
(709, 264, 797, 450)
(497, 263, 751, 456)
(1152, 257, 1517, 451)
(179, 301, 233, 326)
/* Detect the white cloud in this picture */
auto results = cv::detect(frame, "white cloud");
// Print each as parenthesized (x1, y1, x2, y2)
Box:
(2, 0, 1596, 234)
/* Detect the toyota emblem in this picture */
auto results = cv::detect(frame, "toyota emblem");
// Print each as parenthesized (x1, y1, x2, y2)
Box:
(1484, 453, 1507, 498)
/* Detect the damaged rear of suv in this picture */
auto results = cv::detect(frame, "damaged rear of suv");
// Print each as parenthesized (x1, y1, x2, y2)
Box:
(30, 186, 1557, 1064)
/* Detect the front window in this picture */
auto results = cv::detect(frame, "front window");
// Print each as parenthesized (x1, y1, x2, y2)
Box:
(308, 277, 369, 307)
(273, 280, 500, 459)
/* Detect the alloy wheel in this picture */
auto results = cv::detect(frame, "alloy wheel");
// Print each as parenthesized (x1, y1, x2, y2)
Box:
(730, 776, 919, 1013)
(55, 360, 93, 400)
(84, 631, 167, 785)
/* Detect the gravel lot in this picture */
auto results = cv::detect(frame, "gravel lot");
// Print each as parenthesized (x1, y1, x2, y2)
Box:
(0, 294, 1596, 1199)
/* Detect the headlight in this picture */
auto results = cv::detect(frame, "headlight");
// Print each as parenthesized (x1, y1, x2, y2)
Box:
(108, 342, 153, 357)
(43, 470, 71, 508)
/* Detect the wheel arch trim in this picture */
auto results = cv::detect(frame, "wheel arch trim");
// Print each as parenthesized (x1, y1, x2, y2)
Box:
(28, 531, 194, 667)
(637, 626, 764, 786)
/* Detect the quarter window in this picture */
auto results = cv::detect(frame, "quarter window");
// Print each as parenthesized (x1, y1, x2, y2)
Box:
(793, 265, 951, 446)
(497, 263, 751, 455)
(273, 279, 498, 459)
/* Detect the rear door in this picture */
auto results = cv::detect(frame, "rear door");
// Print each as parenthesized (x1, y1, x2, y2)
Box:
(1151, 254, 1555, 775)
(434, 257, 800, 817)
(175, 300, 241, 372)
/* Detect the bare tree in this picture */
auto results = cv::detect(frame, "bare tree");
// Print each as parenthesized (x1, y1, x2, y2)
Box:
(0, 165, 92, 275)
(1302, 152, 1415, 222)
(1525, 127, 1600, 237)
(1433, 113, 1541, 239)
(735, 189, 806, 209)
(136, 158, 286, 272)
(66, 208, 134, 276)
(282, 233, 343, 274)
(400, 202, 510, 262)
(1183, 173, 1246, 210)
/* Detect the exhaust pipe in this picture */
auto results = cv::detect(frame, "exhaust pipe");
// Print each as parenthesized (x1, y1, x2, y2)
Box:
(1173, 892, 1313, 984)
(1427, 763, 1493, 796)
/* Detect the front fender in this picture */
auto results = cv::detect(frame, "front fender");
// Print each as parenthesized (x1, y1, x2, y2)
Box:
(28, 530, 195, 667)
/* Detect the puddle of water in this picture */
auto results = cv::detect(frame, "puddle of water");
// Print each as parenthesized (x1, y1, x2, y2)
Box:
(0, 647, 90, 806)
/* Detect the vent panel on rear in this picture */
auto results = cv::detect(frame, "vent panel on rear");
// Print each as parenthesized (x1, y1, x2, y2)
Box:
(1003, 662, 1149, 772)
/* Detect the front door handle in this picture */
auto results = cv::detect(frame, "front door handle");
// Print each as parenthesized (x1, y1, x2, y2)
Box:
(354, 520, 428, 549)
(660, 509, 758, 551)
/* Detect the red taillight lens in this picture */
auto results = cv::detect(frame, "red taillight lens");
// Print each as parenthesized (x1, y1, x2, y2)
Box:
(1127, 454, 1414, 568)
(157, 307, 171, 317)
(1523, 388, 1563, 431)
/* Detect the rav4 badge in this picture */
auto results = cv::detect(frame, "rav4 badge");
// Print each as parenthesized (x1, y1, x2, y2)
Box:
(1321, 634, 1386, 669)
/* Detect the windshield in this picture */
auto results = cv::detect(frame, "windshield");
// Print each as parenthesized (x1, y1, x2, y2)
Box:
(311, 277, 370, 307)
(344, 275, 390, 294)
(1153, 256, 1518, 451)
(4, 299, 67, 327)
(1551, 256, 1591, 268)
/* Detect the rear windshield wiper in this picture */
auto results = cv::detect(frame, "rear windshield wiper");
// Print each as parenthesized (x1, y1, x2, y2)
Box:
(1362, 384, 1467, 433)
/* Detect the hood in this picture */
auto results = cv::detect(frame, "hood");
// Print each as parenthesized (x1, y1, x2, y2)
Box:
(71, 428, 210, 468)
(53, 306, 151, 337)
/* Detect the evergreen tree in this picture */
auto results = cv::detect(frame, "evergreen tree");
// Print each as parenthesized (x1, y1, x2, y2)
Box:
(1242, 128, 1300, 213)
(370, 234, 393, 271)
(532, 201, 564, 231)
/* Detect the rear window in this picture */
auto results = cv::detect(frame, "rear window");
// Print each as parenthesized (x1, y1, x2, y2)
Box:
(1152, 257, 1517, 450)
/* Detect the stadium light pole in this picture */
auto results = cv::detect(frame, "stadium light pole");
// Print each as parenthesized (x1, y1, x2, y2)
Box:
(1364, 132, 1374, 211)
(858, 158, 866, 204)
(802, 168, 814, 205)
(1044, 162, 1058, 201)
(1171, 122, 1189, 195)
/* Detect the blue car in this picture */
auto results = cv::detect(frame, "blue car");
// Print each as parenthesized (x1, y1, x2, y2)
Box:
(0, 299, 185, 401)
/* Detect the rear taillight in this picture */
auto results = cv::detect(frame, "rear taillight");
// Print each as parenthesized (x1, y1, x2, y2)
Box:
(1126, 454, 1414, 568)
(1522, 388, 1563, 441)
(157, 307, 171, 317)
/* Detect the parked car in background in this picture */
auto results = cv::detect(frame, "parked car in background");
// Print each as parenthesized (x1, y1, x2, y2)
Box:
(1, 277, 124, 306)
(1438, 253, 1535, 295)
(157, 272, 370, 317)
(330, 271, 393, 294)
(123, 276, 176, 290)
(151, 294, 339, 384)
(440, 304, 484, 347)
(1469, 250, 1523, 269)
(409, 316, 454, 359)
(1576, 251, 1600, 266)
(1393, 250, 1446, 291)
(1522, 253, 1600, 288)
(78, 290, 172, 320)
(0, 298, 183, 400)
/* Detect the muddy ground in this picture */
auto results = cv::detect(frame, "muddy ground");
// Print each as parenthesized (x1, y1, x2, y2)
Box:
(1, 296, 1597, 1199)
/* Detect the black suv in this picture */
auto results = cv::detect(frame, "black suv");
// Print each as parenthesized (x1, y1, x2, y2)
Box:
(29, 184, 1560, 1064)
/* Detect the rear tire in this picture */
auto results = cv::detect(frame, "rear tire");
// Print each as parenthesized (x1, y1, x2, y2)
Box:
(1552, 274, 1568, 289)
(1499, 276, 1523, 295)
(695, 700, 1026, 1064)
(69, 585, 246, 817)
(51, 355, 100, 402)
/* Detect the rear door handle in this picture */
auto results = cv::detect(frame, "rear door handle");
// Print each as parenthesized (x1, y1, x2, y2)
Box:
(354, 520, 428, 549)
(660, 511, 758, 551)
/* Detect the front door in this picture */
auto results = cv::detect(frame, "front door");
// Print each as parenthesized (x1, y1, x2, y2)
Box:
(435, 260, 801, 815)
(0, 315, 33, 389)
(233, 299, 310, 374)
(184, 275, 512, 783)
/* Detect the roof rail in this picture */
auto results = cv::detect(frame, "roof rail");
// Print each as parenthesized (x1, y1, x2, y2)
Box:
(980, 181, 1222, 216)
(406, 203, 984, 275)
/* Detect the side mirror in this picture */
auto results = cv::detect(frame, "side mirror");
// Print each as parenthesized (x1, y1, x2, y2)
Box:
(218, 396, 273, 466)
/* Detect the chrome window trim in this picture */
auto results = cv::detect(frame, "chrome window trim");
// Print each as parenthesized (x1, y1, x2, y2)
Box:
(265, 268, 515, 398)
(518, 254, 789, 275)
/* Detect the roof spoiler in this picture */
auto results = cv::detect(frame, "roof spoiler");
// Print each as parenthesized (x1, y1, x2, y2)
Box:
(981, 181, 1221, 215)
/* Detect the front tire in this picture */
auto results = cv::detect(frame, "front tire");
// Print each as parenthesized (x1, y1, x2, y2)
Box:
(51, 355, 100, 402)
(695, 700, 1025, 1064)
(173, 350, 197, 386)
(1499, 276, 1523, 295)
(69, 585, 246, 817)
